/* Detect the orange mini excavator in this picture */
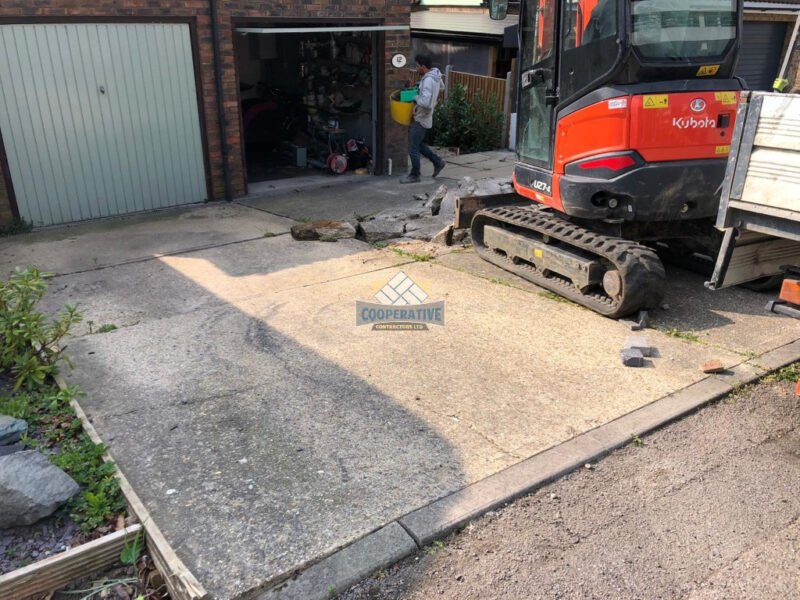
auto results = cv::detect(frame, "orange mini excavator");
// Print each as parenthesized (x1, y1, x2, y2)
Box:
(472, 0, 744, 317)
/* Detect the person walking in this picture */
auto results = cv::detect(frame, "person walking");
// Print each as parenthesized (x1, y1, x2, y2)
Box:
(400, 54, 446, 184)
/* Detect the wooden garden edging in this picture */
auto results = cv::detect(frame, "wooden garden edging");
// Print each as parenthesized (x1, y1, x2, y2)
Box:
(0, 524, 141, 600)
(0, 372, 207, 600)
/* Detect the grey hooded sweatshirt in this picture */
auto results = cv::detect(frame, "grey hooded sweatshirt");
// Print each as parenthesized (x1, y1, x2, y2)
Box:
(413, 67, 443, 129)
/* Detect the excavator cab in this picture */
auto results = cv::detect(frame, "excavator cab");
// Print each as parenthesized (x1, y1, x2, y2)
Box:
(469, 0, 745, 317)
(491, 0, 743, 223)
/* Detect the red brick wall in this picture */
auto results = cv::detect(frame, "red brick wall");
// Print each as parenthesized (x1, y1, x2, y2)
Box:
(0, 0, 411, 222)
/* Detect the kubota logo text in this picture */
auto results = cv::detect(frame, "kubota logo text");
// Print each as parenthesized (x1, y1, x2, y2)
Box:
(672, 116, 716, 130)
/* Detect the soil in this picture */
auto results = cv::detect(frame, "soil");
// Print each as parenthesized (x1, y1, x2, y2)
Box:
(339, 375, 800, 600)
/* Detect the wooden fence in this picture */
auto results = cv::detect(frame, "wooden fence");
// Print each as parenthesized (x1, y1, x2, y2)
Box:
(409, 66, 513, 147)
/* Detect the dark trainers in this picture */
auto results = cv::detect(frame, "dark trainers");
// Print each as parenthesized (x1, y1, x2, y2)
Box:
(399, 174, 420, 184)
(432, 161, 446, 178)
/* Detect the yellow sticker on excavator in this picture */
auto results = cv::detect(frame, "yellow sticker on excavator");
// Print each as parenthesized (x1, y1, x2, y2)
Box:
(715, 145, 731, 154)
(643, 95, 668, 109)
(534, 249, 544, 258)
(697, 65, 720, 77)
(715, 92, 737, 105)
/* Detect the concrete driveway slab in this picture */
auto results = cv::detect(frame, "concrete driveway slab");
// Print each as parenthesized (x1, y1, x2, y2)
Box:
(53, 235, 797, 600)
(0, 203, 294, 277)
(39, 236, 399, 335)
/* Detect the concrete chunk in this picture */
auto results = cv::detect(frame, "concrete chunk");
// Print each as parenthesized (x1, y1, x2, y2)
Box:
(620, 348, 645, 367)
(357, 219, 406, 243)
(625, 336, 653, 357)
(291, 220, 356, 241)
(621, 310, 649, 331)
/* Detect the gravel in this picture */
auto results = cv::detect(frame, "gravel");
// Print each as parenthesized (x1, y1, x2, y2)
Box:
(0, 508, 80, 574)
(339, 375, 800, 600)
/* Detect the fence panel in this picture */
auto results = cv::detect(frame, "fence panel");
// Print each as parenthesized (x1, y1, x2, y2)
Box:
(448, 70, 507, 113)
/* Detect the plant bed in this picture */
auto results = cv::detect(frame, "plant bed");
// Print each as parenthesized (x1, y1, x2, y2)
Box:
(0, 383, 129, 574)
(0, 268, 134, 596)
(1, 267, 205, 600)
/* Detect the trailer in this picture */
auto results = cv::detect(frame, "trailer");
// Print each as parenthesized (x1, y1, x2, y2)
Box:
(706, 91, 800, 317)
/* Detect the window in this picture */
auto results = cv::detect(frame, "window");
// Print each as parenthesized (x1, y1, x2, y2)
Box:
(560, 0, 620, 101)
(632, 0, 737, 60)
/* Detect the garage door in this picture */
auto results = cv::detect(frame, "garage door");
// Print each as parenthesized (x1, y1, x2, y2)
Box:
(0, 23, 207, 226)
(736, 21, 788, 91)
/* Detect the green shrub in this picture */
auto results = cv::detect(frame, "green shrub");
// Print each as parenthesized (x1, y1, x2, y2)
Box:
(0, 218, 32, 237)
(431, 83, 504, 153)
(0, 266, 82, 390)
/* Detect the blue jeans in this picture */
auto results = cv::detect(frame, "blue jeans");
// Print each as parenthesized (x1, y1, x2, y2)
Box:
(408, 121, 442, 177)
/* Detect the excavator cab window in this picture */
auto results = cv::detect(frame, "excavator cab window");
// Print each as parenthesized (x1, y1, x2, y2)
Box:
(518, 0, 559, 167)
(631, 0, 737, 60)
(560, 0, 620, 101)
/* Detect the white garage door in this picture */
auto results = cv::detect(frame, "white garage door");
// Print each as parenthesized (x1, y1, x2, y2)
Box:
(0, 23, 207, 226)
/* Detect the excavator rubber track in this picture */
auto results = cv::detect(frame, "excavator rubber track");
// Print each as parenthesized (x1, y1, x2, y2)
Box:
(471, 205, 666, 318)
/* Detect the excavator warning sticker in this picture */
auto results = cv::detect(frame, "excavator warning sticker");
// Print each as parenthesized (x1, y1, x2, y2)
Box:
(715, 145, 731, 155)
(643, 95, 668, 109)
(715, 92, 737, 105)
(697, 65, 720, 77)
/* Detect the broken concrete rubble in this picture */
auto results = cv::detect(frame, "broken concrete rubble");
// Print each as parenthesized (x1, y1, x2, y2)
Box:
(356, 219, 406, 243)
(424, 185, 448, 217)
(625, 336, 654, 357)
(291, 220, 356, 241)
(620, 348, 645, 367)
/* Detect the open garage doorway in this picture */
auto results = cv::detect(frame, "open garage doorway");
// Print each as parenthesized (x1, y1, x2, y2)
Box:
(234, 24, 384, 188)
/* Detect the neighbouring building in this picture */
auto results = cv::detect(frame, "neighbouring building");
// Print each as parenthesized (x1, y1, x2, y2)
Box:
(410, 3, 516, 78)
(0, 1, 413, 227)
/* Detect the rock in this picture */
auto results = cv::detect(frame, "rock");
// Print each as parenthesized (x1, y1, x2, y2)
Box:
(620, 348, 645, 367)
(700, 360, 725, 374)
(357, 219, 406, 243)
(0, 451, 79, 528)
(413, 193, 428, 202)
(624, 336, 653, 357)
(0, 416, 27, 445)
(290, 220, 356, 241)
(425, 185, 448, 216)
(0, 443, 24, 457)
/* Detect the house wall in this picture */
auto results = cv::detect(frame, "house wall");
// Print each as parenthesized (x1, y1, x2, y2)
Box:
(0, 1, 411, 225)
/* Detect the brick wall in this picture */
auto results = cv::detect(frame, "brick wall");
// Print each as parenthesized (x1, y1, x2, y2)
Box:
(0, 0, 411, 220)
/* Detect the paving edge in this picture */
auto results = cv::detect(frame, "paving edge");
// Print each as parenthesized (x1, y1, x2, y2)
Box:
(248, 339, 800, 600)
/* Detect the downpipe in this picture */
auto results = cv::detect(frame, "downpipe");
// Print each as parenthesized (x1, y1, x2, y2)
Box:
(210, 0, 233, 202)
